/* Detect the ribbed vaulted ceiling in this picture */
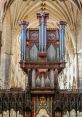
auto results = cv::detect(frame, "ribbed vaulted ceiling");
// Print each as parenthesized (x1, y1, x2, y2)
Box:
(0, 0, 82, 58)
(8, 0, 81, 29)
(0, 0, 82, 29)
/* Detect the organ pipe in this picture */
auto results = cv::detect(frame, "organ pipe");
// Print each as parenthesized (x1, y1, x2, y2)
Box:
(19, 21, 29, 61)
(56, 29, 60, 61)
(37, 12, 49, 53)
(59, 21, 66, 61)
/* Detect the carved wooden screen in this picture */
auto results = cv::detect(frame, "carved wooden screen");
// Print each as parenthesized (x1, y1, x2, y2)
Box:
(32, 96, 52, 117)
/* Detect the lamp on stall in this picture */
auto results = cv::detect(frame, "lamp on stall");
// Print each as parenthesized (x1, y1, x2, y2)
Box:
(25, 108, 31, 117)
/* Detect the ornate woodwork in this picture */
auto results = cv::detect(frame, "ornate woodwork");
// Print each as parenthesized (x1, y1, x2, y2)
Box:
(0, 89, 82, 116)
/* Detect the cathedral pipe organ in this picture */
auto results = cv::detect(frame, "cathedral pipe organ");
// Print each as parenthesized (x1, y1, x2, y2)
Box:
(19, 12, 66, 70)
(0, 12, 82, 117)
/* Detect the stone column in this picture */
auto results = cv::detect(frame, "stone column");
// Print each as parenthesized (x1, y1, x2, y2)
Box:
(70, 27, 79, 89)
(0, 8, 12, 89)
(80, 16, 82, 50)
(75, 24, 82, 90)
(77, 20, 82, 89)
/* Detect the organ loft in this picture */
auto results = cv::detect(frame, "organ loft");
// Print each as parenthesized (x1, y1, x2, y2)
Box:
(0, 7, 82, 117)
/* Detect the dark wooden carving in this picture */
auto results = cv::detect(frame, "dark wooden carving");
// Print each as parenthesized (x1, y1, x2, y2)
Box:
(0, 89, 82, 116)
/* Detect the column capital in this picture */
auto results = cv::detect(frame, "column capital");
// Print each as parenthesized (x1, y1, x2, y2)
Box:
(37, 12, 49, 25)
(59, 21, 67, 26)
(18, 21, 29, 26)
